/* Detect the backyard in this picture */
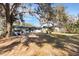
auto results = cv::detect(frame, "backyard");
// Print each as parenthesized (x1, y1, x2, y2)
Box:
(0, 3, 79, 56)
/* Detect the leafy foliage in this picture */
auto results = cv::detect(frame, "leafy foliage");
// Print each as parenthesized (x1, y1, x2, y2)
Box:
(65, 20, 79, 33)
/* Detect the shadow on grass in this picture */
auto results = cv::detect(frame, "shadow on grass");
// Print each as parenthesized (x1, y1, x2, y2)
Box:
(23, 33, 79, 56)
(0, 42, 20, 54)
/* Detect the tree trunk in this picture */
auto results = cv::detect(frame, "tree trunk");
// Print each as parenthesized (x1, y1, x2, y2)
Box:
(6, 23, 11, 37)
(5, 3, 11, 37)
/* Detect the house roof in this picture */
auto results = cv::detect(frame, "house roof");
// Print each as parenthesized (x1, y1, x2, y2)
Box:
(13, 26, 42, 29)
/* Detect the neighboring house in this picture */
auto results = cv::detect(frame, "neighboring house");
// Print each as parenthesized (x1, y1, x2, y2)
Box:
(12, 26, 42, 36)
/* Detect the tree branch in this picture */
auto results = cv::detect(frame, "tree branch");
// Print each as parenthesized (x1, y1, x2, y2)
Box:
(10, 3, 17, 13)
(10, 3, 21, 14)
(0, 3, 6, 10)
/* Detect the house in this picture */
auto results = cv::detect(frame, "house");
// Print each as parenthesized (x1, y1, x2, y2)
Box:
(12, 26, 42, 35)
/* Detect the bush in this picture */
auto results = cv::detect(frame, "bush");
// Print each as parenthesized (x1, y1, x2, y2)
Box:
(65, 23, 79, 34)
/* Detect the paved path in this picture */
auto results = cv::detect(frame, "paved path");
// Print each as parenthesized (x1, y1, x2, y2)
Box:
(51, 32, 79, 36)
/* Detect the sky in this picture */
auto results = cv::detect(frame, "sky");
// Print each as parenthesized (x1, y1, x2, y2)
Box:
(23, 3, 79, 27)
(23, 13, 41, 27)
(54, 3, 79, 16)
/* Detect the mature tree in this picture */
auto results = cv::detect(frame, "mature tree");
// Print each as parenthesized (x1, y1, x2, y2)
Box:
(0, 3, 25, 37)
(54, 6, 68, 28)
(36, 4, 54, 25)
(35, 4, 68, 26)
(33, 4, 69, 33)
